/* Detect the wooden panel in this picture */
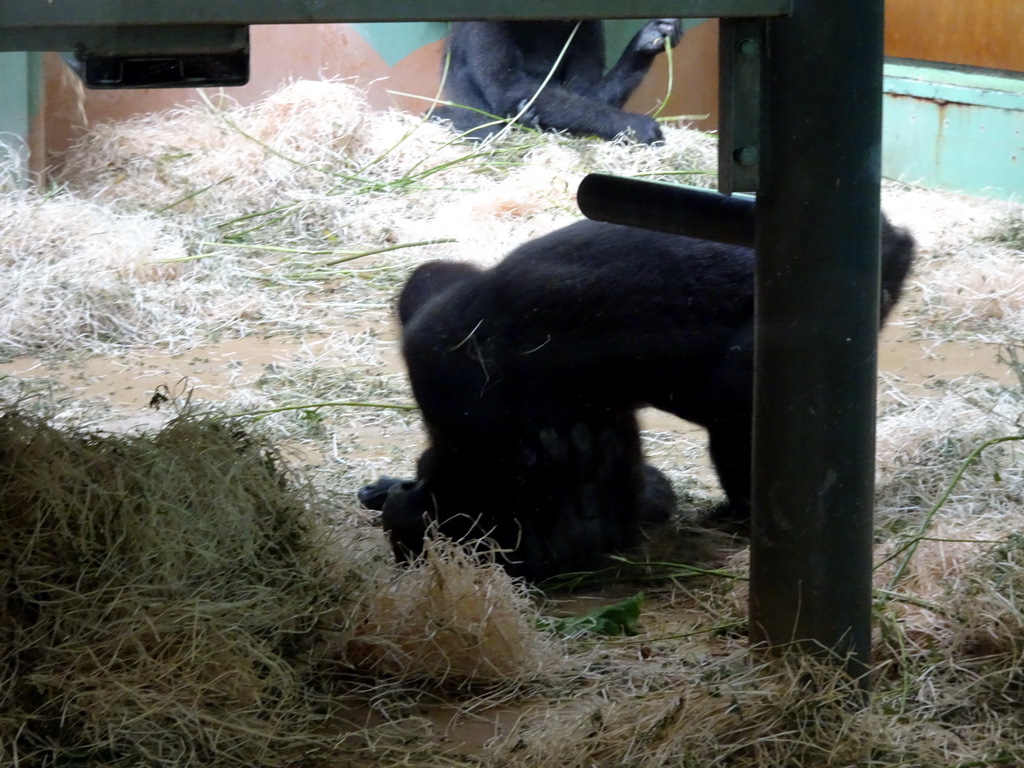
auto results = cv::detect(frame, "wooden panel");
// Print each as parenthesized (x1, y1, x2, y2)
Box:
(885, 0, 1024, 73)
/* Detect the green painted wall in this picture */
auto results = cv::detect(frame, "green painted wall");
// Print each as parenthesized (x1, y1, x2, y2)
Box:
(0, 51, 42, 185)
(883, 62, 1024, 201)
(603, 18, 709, 57)
(349, 22, 446, 67)
(348, 19, 709, 68)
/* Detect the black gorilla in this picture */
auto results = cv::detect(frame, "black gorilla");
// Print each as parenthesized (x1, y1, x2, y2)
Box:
(432, 20, 684, 144)
(361, 218, 916, 581)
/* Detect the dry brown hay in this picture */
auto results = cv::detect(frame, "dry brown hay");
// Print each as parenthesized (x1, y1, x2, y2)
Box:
(884, 180, 1024, 344)
(0, 80, 716, 361)
(486, 526, 1024, 767)
(923, 247, 1024, 340)
(349, 537, 558, 688)
(0, 406, 379, 766)
(0, 193, 197, 354)
(3, 78, 1024, 766)
(874, 388, 1024, 528)
(0, 398, 578, 766)
(491, 651, 882, 767)
(941, 532, 1024, 658)
(0, 404, 564, 767)
(58, 79, 716, 268)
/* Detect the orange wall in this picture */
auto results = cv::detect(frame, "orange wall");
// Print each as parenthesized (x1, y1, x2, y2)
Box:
(885, 0, 1024, 72)
(41, 24, 440, 168)
(627, 20, 719, 131)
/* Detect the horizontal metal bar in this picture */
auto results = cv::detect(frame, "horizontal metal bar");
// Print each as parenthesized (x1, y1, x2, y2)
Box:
(0, 0, 792, 28)
(577, 173, 755, 247)
(27, 26, 248, 56)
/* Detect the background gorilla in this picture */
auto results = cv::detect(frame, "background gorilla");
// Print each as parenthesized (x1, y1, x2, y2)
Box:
(432, 19, 684, 144)
(362, 218, 916, 581)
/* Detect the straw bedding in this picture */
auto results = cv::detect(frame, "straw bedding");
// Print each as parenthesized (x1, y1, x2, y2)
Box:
(1, 80, 1024, 765)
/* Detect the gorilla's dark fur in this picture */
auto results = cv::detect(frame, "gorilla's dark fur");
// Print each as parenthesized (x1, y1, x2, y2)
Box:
(432, 20, 683, 144)
(361, 218, 916, 581)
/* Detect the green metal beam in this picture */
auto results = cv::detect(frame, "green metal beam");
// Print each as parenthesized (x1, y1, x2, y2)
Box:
(1, 1, 791, 51)
(0, 0, 791, 30)
(14, 26, 248, 55)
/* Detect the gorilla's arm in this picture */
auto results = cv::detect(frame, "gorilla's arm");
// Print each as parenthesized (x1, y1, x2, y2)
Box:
(591, 19, 684, 108)
(356, 475, 405, 511)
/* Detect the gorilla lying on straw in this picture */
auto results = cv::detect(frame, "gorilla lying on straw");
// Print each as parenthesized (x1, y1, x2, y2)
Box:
(361, 217, 916, 581)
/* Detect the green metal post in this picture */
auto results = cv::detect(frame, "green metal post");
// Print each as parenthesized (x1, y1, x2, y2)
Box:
(749, 0, 884, 676)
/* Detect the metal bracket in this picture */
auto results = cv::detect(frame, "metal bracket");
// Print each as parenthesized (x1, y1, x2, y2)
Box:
(718, 18, 765, 194)
(58, 25, 249, 89)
